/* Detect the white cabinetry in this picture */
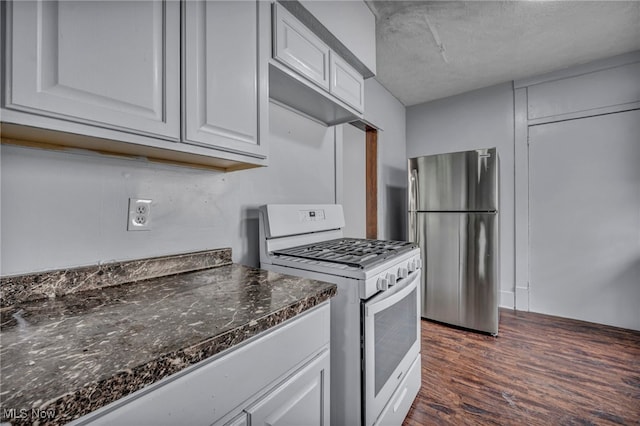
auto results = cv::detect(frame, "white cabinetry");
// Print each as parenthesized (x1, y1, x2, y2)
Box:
(4, 0, 180, 139)
(183, 0, 268, 159)
(270, 2, 365, 125)
(299, 0, 376, 76)
(2, 0, 269, 171)
(329, 52, 364, 112)
(274, 4, 330, 91)
(72, 303, 330, 426)
(246, 351, 329, 426)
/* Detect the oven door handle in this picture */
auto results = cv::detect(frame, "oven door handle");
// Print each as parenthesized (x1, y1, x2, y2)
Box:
(365, 271, 420, 318)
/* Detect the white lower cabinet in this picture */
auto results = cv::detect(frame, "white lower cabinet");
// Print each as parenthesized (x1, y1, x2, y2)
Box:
(245, 350, 329, 426)
(72, 303, 330, 426)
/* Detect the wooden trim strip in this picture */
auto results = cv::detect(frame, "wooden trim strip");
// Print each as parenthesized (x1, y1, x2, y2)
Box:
(365, 127, 377, 239)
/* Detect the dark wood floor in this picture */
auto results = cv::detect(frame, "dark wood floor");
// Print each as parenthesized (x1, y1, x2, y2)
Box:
(403, 309, 640, 425)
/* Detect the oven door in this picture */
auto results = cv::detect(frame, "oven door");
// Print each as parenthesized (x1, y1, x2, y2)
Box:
(362, 270, 421, 426)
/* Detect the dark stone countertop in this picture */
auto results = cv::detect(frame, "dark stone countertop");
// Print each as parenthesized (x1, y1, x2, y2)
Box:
(0, 263, 336, 425)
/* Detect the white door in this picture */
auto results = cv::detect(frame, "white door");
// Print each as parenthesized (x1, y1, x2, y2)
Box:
(341, 124, 366, 238)
(528, 109, 640, 330)
(6, 0, 180, 139)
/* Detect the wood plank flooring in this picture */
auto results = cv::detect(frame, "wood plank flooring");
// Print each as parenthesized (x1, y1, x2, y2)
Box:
(403, 309, 640, 425)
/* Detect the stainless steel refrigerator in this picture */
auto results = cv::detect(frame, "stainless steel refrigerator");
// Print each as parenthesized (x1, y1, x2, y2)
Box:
(408, 148, 499, 335)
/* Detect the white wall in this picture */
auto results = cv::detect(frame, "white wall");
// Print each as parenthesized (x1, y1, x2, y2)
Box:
(1, 81, 408, 276)
(1, 103, 335, 275)
(406, 82, 516, 308)
(364, 78, 408, 241)
(341, 124, 366, 238)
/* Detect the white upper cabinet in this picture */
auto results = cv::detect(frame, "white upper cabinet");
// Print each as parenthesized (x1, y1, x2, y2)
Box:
(273, 4, 330, 91)
(299, 0, 376, 76)
(5, 0, 180, 139)
(183, 1, 268, 160)
(2, 0, 269, 171)
(270, 2, 366, 123)
(329, 52, 364, 112)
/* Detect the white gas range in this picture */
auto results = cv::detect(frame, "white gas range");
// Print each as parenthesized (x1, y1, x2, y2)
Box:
(259, 204, 422, 426)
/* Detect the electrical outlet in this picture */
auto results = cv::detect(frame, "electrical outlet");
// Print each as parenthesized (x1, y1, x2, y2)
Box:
(128, 198, 152, 231)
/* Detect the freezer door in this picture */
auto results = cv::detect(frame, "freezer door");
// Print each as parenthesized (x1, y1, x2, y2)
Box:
(408, 148, 498, 212)
(415, 212, 498, 334)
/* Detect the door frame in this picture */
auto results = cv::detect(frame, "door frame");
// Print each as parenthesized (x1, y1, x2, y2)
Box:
(335, 123, 378, 239)
(365, 126, 377, 239)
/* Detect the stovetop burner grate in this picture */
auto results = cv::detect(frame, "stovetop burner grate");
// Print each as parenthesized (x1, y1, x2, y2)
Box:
(272, 238, 417, 269)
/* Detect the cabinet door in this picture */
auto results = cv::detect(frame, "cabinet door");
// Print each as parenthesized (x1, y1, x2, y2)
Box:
(5, 0, 180, 139)
(329, 52, 364, 112)
(246, 350, 329, 426)
(273, 3, 330, 91)
(183, 0, 268, 160)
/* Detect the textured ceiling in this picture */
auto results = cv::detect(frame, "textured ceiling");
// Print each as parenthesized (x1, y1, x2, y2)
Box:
(366, 1, 640, 106)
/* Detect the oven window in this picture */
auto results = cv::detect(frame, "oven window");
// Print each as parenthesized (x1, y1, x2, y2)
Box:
(374, 288, 417, 396)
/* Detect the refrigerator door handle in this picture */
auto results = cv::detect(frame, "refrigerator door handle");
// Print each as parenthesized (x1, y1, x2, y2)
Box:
(409, 168, 419, 242)
(409, 168, 419, 212)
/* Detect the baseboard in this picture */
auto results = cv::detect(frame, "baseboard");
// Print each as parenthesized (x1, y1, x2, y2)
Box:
(500, 290, 514, 309)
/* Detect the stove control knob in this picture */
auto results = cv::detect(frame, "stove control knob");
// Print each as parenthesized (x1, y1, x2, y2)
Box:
(387, 273, 397, 286)
(416, 258, 423, 269)
(377, 277, 389, 291)
(408, 260, 416, 273)
(398, 267, 408, 279)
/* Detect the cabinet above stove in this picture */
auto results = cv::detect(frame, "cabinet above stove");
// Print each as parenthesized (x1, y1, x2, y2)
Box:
(269, 1, 375, 126)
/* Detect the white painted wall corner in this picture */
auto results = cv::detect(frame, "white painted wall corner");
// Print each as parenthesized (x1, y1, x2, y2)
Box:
(515, 286, 530, 311)
(500, 290, 515, 309)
